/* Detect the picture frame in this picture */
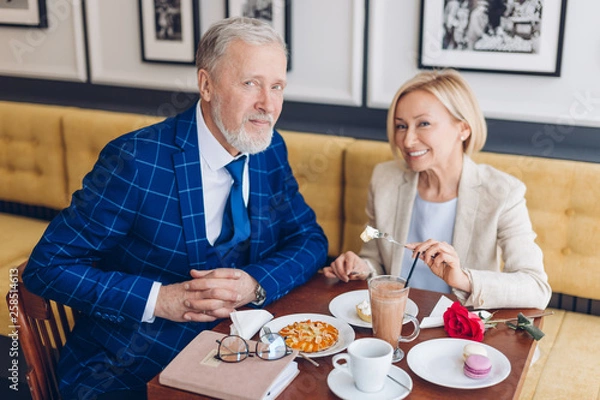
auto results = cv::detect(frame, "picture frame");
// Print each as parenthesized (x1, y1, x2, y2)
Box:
(0, 0, 47, 28)
(226, 0, 292, 70)
(138, 0, 200, 65)
(418, 0, 568, 77)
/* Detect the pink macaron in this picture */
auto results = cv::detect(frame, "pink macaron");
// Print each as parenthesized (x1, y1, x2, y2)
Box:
(463, 354, 492, 379)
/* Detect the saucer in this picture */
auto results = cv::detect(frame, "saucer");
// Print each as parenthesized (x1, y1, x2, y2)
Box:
(327, 365, 412, 400)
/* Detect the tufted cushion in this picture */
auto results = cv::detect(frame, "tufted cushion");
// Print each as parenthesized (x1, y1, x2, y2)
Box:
(0, 101, 69, 210)
(0, 214, 49, 335)
(473, 153, 600, 301)
(342, 139, 393, 254)
(519, 309, 566, 399)
(523, 311, 600, 399)
(280, 131, 354, 257)
(62, 108, 162, 196)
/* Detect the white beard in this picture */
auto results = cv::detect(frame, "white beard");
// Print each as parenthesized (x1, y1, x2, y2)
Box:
(211, 95, 274, 154)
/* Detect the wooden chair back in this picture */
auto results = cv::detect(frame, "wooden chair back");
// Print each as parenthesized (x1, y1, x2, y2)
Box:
(6, 262, 77, 400)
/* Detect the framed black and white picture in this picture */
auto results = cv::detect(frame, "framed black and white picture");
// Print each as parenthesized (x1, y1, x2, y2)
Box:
(0, 0, 47, 28)
(226, 0, 292, 70)
(418, 0, 568, 76)
(138, 0, 199, 65)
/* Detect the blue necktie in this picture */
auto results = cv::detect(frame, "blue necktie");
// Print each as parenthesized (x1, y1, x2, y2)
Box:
(215, 156, 250, 254)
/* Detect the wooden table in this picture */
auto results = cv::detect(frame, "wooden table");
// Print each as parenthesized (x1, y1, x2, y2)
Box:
(148, 273, 542, 399)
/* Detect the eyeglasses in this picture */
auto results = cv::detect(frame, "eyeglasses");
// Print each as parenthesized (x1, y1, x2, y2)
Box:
(215, 333, 292, 362)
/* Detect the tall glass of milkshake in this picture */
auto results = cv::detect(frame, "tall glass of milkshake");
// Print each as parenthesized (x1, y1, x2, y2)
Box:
(368, 275, 420, 362)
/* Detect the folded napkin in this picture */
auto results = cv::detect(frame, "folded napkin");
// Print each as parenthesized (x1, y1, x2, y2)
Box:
(419, 295, 454, 328)
(229, 309, 274, 340)
(419, 296, 492, 329)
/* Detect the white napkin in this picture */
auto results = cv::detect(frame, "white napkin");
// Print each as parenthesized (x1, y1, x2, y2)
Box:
(419, 295, 454, 328)
(419, 296, 493, 328)
(229, 309, 274, 340)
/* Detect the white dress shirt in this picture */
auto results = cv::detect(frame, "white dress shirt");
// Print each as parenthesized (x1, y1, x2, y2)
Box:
(196, 102, 249, 245)
(142, 102, 249, 322)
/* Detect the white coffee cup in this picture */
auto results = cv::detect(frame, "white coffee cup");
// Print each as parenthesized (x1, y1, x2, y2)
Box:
(332, 338, 393, 393)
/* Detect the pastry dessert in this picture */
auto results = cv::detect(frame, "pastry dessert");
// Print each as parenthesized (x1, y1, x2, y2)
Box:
(355, 299, 372, 323)
(278, 320, 339, 353)
(360, 225, 379, 243)
(462, 343, 488, 361)
(463, 354, 492, 379)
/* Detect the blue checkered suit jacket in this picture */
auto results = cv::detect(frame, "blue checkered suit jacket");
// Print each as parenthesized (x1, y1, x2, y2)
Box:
(23, 105, 328, 395)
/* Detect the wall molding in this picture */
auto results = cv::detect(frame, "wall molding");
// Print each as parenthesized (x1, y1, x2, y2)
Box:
(0, 75, 598, 163)
(282, 0, 365, 106)
(84, 0, 199, 91)
(0, 0, 87, 82)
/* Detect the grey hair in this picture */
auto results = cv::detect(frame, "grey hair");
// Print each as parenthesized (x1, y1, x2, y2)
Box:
(195, 16, 288, 76)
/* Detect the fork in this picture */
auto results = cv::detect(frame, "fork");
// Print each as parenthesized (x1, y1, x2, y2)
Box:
(375, 231, 404, 247)
(362, 225, 405, 247)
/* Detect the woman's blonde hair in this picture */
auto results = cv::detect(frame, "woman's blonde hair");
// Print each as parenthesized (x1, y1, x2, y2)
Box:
(386, 69, 487, 158)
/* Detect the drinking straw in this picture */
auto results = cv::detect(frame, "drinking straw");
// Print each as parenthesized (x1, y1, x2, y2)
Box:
(404, 252, 420, 287)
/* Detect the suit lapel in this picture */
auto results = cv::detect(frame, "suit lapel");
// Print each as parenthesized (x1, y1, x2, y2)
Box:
(453, 155, 480, 267)
(172, 106, 208, 269)
(390, 166, 418, 276)
(247, 153, 266, 264)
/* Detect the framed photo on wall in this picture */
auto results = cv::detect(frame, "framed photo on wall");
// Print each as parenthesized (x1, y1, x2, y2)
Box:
(138, 0, 200, 65)
(226, 0, 292, 70)
(0, 0, 47, 28)
(418, 0, 568, 76)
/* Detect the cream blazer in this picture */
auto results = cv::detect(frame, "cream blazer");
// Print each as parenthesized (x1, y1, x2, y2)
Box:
(359, 155, 551, 310)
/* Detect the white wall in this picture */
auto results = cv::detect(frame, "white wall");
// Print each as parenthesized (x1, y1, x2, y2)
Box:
(0, 0, 86, 81)
(85, 0, 199, 92)
(85, 0, 364, 106)
(0, 0, 598, 128)
(368, 0, 600, 128)
(285, 0, 364, 105)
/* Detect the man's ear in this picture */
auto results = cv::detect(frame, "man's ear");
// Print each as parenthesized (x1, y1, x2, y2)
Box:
(198, 69, 212, 101)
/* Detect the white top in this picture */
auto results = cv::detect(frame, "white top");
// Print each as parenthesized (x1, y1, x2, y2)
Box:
(399, 194, 457, 293)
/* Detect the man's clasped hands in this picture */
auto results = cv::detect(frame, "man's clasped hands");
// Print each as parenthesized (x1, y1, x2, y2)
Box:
(155, 268, 258, 323)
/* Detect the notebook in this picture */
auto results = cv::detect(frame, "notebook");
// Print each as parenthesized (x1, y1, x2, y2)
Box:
(159, 330, 300, 400)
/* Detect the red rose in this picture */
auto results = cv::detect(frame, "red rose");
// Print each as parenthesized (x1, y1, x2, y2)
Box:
(443, 301, 485, 342)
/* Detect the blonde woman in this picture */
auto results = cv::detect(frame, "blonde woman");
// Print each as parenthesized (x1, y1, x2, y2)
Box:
(325, 69, 550, 310)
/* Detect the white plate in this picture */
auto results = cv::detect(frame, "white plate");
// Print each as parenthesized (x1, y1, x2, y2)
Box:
(327, 364, 412, 400)
(329, 290, 419, 329)
(261, 313, 355, 358)
(407, 338, 511, 389)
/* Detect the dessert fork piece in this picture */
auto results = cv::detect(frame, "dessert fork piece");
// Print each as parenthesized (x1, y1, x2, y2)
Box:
(360, 225, 404, 247)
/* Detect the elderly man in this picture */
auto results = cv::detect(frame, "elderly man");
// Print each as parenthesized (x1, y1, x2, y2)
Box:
(24, 17, 327, 399)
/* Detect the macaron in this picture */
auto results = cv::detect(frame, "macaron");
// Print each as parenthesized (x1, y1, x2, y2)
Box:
(463, 343, 488, 361)
(463, 354, 492, 379)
